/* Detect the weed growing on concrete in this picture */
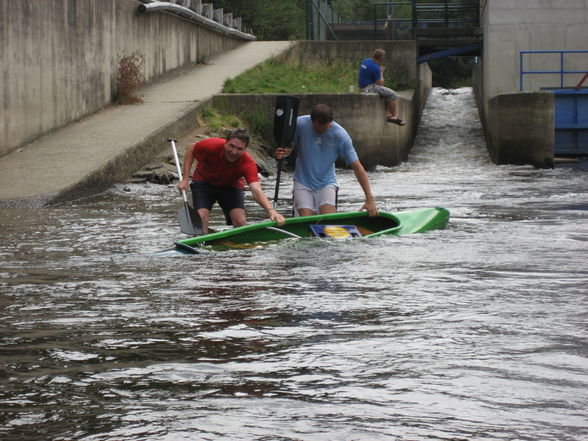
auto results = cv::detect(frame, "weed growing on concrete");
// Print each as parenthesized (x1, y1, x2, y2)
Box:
(200, 107, 242, 133)
(243, 110, 271, 139)
(116, 52, 145, 104)
(199, 107, 272, 141)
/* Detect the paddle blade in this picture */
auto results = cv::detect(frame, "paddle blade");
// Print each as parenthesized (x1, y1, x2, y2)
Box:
(178, 202, 203, 236)
(273, 95, 300, 147)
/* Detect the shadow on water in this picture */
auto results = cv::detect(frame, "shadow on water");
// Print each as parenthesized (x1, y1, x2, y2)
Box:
(1, 88, 587, 441)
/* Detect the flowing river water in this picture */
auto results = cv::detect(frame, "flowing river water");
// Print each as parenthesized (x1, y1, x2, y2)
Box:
(1, 88, 587, 441)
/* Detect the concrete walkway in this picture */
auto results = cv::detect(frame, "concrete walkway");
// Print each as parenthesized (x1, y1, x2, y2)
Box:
(0, 41, 293, 208)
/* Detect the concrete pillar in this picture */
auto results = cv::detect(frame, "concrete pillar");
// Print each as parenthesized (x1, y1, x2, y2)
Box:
(190, 0, 203, 14)
(202, 3, 213, 19)
(213, 8, 223, 23)
(487, 92, 554, 168)
(223, 12, 233, 28)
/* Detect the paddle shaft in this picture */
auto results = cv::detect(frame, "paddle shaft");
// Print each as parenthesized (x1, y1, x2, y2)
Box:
(272, 96, 299, 209)
(273, 159, 283, 209)
(169, 138, 190, 203)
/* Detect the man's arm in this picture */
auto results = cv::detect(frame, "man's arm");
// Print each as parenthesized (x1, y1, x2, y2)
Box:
(248, 181, 286, 225)
(178, 144, 195, 192)
(375, 65, 385, 86)
(350, 160, 378, 216)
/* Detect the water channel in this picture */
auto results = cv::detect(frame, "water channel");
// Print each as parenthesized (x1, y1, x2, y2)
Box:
(1, 88, 587, 440)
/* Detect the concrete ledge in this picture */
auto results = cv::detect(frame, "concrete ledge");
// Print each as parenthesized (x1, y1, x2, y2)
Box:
(213, 92, 416, 169)
(51, 100, 212, 206)
(487, 92, 554, 168)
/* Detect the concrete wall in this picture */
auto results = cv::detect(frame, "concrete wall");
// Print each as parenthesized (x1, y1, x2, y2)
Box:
(480, 0, 588, 107)
(486, 92, 554, 168)
(0, 0, 247, 157)
(213, 92, 416, 170)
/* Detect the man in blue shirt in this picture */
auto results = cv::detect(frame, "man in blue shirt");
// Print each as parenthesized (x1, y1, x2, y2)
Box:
(274, 104, 378, 217)
(358, 48, 405, 126)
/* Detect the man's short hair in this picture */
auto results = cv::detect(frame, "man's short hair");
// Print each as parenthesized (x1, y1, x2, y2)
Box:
(226, 128, 249, 146)
(373, 49, 385, 61)
(310, 104, 334, 124)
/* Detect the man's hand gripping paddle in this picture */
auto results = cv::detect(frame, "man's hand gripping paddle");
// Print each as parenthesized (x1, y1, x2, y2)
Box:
(169, 138, 203, 236)
(273, 95, 300, 208)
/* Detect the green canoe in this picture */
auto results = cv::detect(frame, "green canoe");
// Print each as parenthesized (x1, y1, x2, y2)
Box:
(162, 207, 450, 255)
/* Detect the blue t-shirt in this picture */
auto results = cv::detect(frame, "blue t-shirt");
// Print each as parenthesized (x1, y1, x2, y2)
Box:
(293, 115, 359, 191)
(358, 57, 381, 88)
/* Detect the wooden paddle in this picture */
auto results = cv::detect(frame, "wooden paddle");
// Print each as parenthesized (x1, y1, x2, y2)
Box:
(169, 138, 203, 236)
(273, 95, 300, 208)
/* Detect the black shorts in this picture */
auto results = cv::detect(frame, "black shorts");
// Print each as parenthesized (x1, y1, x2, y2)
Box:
(190, 181, 245, 225)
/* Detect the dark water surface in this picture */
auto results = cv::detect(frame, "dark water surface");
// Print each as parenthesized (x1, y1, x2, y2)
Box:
(1, 88, 587, 440)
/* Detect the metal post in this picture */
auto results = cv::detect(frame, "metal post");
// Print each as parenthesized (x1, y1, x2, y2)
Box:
(412, 0, 416, 39)
(306, 0, 313, 40)
(520, 51, 524, 91)
(560, 52, 565, 88)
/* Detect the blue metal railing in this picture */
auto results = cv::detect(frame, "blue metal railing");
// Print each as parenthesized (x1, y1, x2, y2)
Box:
(519, 50, 588, 91)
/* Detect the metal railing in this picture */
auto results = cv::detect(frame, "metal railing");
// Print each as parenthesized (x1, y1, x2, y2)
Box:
(413, 1, 479, 27)
(520, 50, 588, 91)
(374, 1, 480, 40)
(306, 0, 341, 41)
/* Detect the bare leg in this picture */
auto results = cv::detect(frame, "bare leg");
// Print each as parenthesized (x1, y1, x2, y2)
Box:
(318, 204, 336, 214)
(197, 208, 211, 234)
(298, 208, 315, 217)
(229, 207, 247, 227)
(387, 99, 398, 118)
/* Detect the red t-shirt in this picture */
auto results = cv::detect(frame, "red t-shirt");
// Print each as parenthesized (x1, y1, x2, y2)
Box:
(191, 137, 259, 189)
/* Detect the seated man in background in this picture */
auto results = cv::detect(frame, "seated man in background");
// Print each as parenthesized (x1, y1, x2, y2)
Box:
(358, 48, 405, 126)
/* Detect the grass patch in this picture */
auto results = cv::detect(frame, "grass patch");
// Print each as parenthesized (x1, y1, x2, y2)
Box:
(222, 57, 408, 94)
(199, 107, 271, 140)
(200, 107, 242, 132)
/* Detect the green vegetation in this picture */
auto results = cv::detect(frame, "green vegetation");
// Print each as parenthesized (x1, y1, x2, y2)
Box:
(200, 107, 242, 132)
(223, 57, 407, 94)
(209, 0, 305, 40)
(331, 0, 384, 21)
(199, 107, 271, 140)
(242, 110, 272, 138)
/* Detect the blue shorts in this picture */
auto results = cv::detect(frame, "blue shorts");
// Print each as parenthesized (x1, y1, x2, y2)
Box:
(190, 181, 245, 225)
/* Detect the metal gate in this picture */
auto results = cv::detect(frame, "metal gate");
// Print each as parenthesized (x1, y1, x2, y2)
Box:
(520, 50, 588, 156)
(551, 89, 588, 155)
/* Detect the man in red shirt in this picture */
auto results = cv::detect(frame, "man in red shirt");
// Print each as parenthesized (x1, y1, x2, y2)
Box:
(178, 129, 285, 233)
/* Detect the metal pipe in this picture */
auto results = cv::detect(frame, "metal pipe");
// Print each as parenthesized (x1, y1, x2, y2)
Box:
(137, 1, 255, 41)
